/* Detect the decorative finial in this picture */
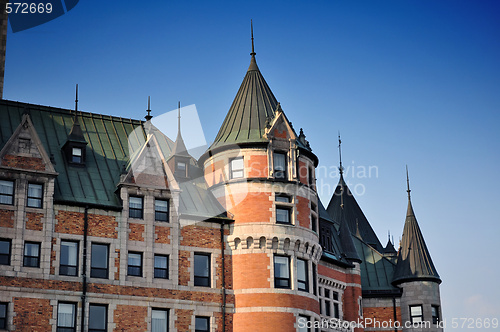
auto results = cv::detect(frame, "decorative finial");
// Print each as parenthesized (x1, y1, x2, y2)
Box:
(406, 165, 411, 199)
(75, 84, 78, 113)
(145, 96, 153, 121)
(250, 19, 256, 57)
(338, 131, 344, 175)
(178, 101, 181, 136)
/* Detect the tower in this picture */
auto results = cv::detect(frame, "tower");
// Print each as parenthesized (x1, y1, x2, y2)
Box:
(392, 168, 442, 331)
(199, 23, 322, 331)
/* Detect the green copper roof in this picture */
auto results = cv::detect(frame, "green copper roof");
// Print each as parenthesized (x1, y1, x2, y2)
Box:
(353, 236, 400, 293)
(392, 196, 441, 285)
(0, 99, 145, 208)
(209, 54, 278, 151)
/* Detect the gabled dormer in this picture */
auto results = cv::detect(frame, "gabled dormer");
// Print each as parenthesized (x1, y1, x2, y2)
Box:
(62, 87, 87, 167)
(62, 114, 87, 167)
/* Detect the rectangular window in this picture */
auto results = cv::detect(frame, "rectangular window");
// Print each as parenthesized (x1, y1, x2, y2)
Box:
(410, 305, 423, 324)
(311, 214, 317, 232)
(194, 253, 210, 287)
(431, 305, 440, 324)
(0, 180, 14, 205)
(298, 315, 309, 332)
(57, 302, 76, 332)
(274, 152, 287, 179)
(274, 255, 290, 289)
(90, 243, 108, 279)
(276, 207, 291, 224)
(129, 196, 143, 219)
(312, 263, 317, 296)
(154, 254, 169, 279)
(72, 147, 82, 163)
(195, 316, 209, 332)
(297, 258, 309, 292)
(308, 167, 314, 186)
(333, 292, 340, 319)
(89, 304, 107, 332)
(0, 239, 11, 265)
(275, 195, 290, 203)
(27, 183, 43, 208)
(0, 302, 7, 330)
(127, 252, 142, 277)
(230, 157, 244, 179)
(175, 161, 187, 177)
(152, 309, 169, 332)
(23, 241, 40, 267)
(60, 241, 78, 276)
(155, 199, 169, 222)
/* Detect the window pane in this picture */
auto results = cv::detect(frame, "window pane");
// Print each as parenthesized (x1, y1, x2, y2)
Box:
(61, 242, 78, 266)
(0, 240, 10, 254)
(195, 316, 209, 332)
(155, 255, 168, 269)
(194, 254, 209, 277)
(274, 153, 286, 179)
(152, 310, 168, 332)
(0, 303, 6, 330)
(231, 158, 244, 178)
(89, 305, 106, 329)
(91, 244, 108, 268)
(129, 197, 142, 209)
(58, 303, 75, 328)
(128, 253, 141, 266)
(25, 242, 39, 256)
(275, 195, 290, 203)
(410, 306, 422, 316)
(0, 180, 14, 205)
(276, 208, 289, 224)
(155, 199, 169, 222)
(274, 256, 289, 278)
(27, 183, 43, 208)
(128, 252, 142, 276)
(72, 148, 82, 157)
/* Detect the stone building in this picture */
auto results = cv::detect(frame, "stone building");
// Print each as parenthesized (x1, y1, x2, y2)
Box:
(0, 34, 442, 331)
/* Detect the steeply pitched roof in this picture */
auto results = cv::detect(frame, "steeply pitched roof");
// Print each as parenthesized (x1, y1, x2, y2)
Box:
(353, 236, 401, 294)
(392, 196, 441, 285)
(209, 53, 278, 151)
(327, 174, 384, 252)
(318, 198, 351, 266)
(0, 99, 145, 208)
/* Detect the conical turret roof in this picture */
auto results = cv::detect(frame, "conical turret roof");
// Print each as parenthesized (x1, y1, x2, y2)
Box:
(209, 51, 278, 151)
(392, 177, 441, 285)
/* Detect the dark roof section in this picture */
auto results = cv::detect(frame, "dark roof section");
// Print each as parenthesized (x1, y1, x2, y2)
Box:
(169, 106, 190, 158)
(353, 236, 401, 294)
(327, 175, 384, 252)
(209, 53, 278, 151)
(0, 99, 145, 208)
(392, 196, 441, 285)
(338, 196, 361, 263)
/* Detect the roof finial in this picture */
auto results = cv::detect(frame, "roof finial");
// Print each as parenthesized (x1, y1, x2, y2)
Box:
(75, 84, 78, 113)
(177, 101, 181, 136)
(338, 131, 344, 175)
(406, 165, 411, 199)
(145, 96, 153, 121)
(250, 19, 256, 57)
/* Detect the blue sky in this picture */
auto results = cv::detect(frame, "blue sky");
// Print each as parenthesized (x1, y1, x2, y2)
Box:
(5, 0, 500, 328)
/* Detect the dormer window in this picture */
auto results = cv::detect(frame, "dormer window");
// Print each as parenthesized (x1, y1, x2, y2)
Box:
(72, 147, 82, 163)
(175, 161, 187, 177)
(274, 152, 287, 180)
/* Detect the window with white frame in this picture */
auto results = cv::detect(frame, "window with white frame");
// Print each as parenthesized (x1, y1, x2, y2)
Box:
(410, 305, 423, 324)
(230, 157, 244, 179)
(275, 194, 292, 225)
(72, 147, 83, 164)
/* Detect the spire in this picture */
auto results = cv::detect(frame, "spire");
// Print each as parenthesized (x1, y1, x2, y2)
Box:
(338, 132, 343, 176)
(145, 96, 152, 121)
(393, 169, 441, 285)
(67, 84, 86, 143)
(170, 102, 189, 157)
(248, 20, 259, 72)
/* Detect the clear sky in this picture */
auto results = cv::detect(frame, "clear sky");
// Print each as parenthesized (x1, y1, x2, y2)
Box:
(5, 0, 500, 329)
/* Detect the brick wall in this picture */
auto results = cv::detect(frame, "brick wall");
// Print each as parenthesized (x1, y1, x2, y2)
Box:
(181, 225, 226, 249)
(233, 253, 270, 289)
(13, 297, 52, 331)
(2, 154, 45, 171)
(0, 209, 14, 228)
(247, 155, 268, 178)
(129, 223, 145, 241)
(234, 312, 295, 331)
(55, 211, 118, 238)
(228, 192, 272, 224)
(175, 309, 193, 331)
(155, 225, 171, 244)
(178, 250, 191, 286)
(26, 212, 44, 231)
(296, 196, 310, 228)
(114, 304, 148, 331)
